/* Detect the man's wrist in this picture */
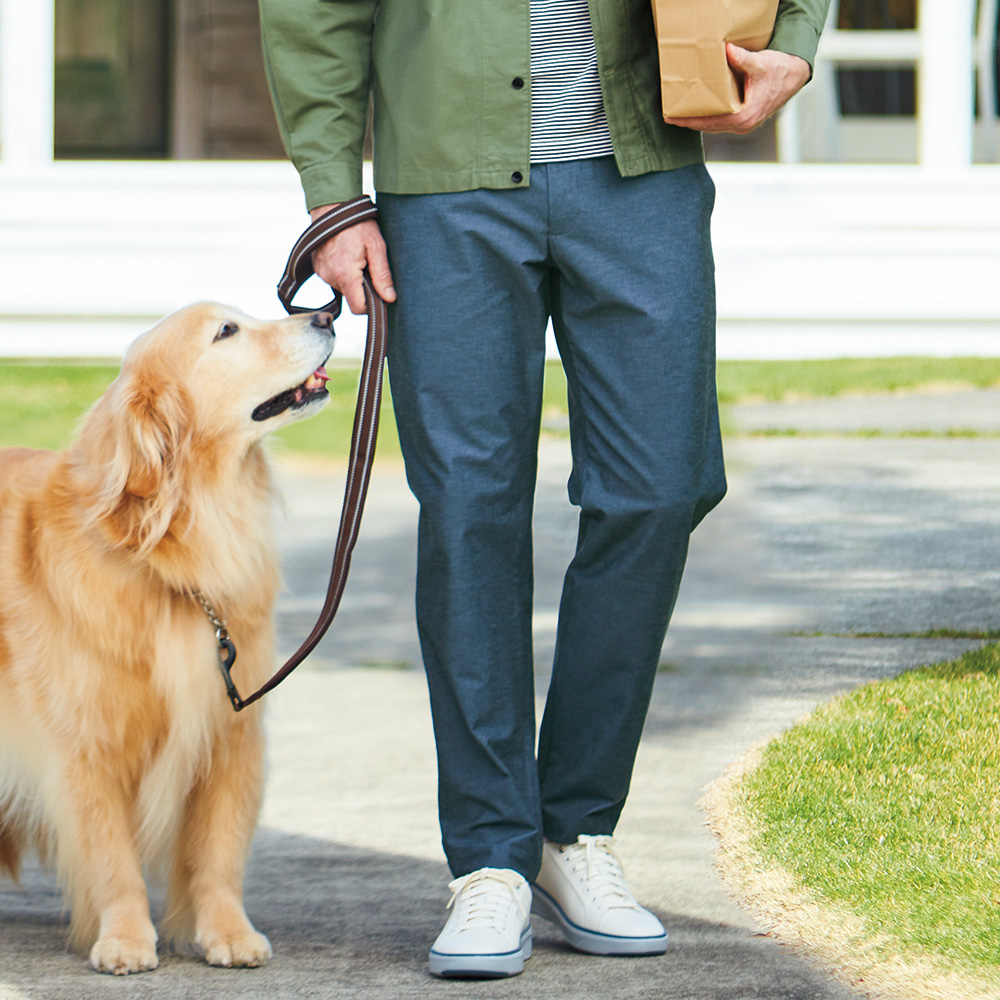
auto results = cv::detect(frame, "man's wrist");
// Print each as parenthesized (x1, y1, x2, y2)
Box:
(310, 203, 343, 222)
(309, 196, 373, 222)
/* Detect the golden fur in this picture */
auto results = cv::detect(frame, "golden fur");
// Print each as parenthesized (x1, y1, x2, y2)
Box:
(0, 303, 334, 974)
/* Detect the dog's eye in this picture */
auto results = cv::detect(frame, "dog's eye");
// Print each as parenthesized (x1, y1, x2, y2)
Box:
(214, 322, 239, 342)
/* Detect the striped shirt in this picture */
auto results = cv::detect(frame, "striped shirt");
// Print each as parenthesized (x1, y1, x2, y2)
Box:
(529, 0, 615, 163)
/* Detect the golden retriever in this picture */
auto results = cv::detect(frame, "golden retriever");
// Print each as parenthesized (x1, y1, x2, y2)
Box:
(0, 303, 334, 974)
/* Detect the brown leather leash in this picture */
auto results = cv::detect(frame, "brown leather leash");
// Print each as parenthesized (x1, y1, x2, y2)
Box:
(209, 195, 388, 711)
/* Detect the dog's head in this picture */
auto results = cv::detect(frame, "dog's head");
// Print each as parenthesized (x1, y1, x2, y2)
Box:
(136, 302, 336, 441)
(75, 303, 335, 554)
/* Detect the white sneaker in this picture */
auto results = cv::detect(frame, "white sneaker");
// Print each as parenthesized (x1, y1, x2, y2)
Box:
(532, 835, 668, 956)
(428, 868, 533, 978)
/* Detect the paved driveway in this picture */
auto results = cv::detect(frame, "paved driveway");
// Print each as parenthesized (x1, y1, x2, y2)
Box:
(4, 390, 1000, 999)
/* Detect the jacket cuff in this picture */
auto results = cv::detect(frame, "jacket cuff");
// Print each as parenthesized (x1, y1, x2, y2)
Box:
(298, 162, 366, 213)
(769, 15, 823, 74)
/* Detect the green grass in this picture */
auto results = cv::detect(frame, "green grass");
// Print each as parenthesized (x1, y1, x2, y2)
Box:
(744, 428, 998, 439)
(4, 356, 1000, 457)
(715, 356, 1000, 403)
(740, 643, 1000, 987)
(791, 628, 1000, 640)
(0, 362, 401, 460)
(0, 363, 120, 452)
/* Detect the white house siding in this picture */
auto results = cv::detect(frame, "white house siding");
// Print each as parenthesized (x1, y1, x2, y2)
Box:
(712, 164, 1000, 359)
(1, 160, 998, 360)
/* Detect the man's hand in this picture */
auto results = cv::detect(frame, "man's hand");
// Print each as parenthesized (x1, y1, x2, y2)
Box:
(664, 44, 810, 135)
(309, 205, 397, 315)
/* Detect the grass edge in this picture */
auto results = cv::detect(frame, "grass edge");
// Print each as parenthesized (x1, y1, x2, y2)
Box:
(699, 738, 1000, 1000)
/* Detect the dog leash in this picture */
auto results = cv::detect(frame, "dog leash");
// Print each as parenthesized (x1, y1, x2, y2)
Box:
(204, 195, 387, 712)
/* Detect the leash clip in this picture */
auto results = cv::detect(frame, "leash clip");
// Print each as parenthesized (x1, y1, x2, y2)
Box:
(191, 590, 246, 712)
(215, 628, 243, 712)
(214, 627, 245, 712)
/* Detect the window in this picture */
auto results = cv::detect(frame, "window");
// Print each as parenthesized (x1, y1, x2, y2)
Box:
(53, 0, 285, 160)
(54, 0, 171, 158)
(837, 0, 917, 117)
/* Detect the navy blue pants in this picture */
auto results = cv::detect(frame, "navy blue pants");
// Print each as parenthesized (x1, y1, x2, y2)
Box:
(378, 158, 726, 882)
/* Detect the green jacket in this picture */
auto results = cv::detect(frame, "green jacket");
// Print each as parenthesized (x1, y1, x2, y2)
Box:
(259, 0, 829, 210)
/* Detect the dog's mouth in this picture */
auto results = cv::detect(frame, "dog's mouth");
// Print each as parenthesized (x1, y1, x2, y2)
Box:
(251, 364, 331, 422)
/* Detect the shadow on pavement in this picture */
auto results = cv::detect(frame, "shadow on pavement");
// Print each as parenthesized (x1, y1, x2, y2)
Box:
(1, 825, 852, 1000)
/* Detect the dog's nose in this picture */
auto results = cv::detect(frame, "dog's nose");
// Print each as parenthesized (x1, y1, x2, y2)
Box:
(311, 312, 334, 330)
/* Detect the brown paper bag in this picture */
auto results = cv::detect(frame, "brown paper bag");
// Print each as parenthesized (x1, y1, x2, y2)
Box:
(651, 0, 780, 118)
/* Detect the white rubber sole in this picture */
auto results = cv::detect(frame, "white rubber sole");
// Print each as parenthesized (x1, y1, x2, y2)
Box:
(531, 886, 669, 956)
(428, 925, 533, 979)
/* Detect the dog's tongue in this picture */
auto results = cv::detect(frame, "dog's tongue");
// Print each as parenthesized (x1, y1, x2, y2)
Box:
(304, 366, 330, 391)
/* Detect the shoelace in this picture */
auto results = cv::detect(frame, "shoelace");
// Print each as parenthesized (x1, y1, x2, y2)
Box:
(446, 869, 528, 929)
(559, 835, 640, 911)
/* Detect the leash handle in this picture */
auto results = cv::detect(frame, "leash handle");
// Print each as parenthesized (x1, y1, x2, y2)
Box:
(232, 197, 388, 711)
(276, 195, 381, 315)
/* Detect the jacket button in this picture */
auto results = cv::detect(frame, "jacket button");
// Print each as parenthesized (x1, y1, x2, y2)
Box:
(512, 77, 525, 90)
(511, 171, 524, 183)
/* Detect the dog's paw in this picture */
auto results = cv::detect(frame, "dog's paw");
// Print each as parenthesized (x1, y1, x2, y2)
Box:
(203, 929, 272, 969)
(90, 936, 159, 975)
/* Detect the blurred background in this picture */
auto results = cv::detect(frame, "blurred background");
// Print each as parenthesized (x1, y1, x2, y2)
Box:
(0, 0, 998, 360)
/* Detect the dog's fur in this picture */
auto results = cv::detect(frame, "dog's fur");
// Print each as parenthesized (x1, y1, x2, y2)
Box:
(0, 303, 334, 974)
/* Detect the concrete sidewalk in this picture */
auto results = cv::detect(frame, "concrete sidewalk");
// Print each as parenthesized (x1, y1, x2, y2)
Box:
(4, 390, 1000, 999)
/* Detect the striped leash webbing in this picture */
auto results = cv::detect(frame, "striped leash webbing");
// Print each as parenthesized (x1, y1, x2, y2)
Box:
(217, 195, 387, 711)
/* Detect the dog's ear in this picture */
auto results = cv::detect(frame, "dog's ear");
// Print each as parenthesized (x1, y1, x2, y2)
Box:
(115, 373, 188, 500)
(79, 368, 192, 553)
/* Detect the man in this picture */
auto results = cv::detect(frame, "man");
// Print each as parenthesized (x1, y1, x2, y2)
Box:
(259, 0, 829, 979)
